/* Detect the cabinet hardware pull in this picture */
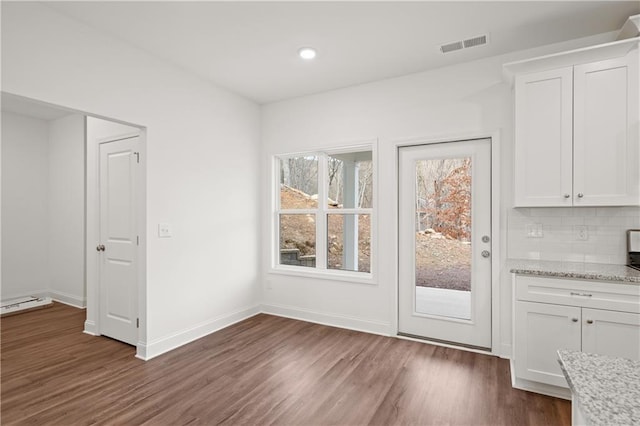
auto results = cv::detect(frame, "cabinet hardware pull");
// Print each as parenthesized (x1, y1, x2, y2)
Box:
(564, 194, 570, 198)
(586, 319, 594, 324)
(577, 193, 584, 198)
(570, 292, 592, 297)
(571, 318, 578, 322)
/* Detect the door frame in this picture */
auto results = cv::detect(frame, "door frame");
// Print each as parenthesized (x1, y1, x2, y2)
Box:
(392, 130, 502, 355)
(84, 119, 147, 358)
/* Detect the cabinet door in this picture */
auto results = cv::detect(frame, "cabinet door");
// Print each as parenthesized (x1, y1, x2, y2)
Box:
(574, 52, 640, 206)
(515, 301, 581, 387)
(582, 308, 640, 360)
(514, 67, 573, 207)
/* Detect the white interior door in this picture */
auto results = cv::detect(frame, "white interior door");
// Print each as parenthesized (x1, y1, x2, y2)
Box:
(398, 139, 492, 349)
(98, 136, 139, 345)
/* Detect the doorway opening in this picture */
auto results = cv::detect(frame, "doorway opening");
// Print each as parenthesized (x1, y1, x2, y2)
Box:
(1, 92, 146, 353)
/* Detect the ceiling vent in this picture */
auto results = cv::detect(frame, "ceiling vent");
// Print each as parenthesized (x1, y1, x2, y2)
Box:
(439, 34, 489, 54)
(440, 40, 464, 54)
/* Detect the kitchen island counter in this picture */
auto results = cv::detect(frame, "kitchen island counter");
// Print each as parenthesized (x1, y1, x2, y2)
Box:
(557, 349, 640, 426)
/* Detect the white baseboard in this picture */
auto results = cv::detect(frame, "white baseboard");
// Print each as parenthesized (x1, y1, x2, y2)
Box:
(137, 304, 261, 361)
(1, 289, 85, 309)
(49, 290, 86, 308)
(83, 320, 98, 336)
(261, 303, 392, 336)
(499, 343, 512, 359)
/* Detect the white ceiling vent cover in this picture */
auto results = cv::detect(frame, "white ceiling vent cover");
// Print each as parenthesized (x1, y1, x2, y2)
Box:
(440, 41, 464, 54)
(439, 34, 489, 54)
(463, 34, 488, 48)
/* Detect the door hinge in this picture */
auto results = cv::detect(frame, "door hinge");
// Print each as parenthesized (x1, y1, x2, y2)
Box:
(134, 152, 140, 163)
(136, 318, 139, 328)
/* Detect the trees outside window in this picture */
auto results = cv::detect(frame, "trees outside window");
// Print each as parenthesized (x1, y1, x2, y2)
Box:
(276, 149, 374, 275)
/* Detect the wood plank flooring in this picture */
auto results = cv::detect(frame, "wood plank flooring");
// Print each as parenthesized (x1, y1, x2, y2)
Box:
(1, 303, 570, 425)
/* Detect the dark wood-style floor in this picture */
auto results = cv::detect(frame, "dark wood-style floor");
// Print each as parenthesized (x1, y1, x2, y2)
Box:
(1, 303, 570, 425)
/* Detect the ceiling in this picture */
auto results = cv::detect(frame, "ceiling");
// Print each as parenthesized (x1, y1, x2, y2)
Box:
(36, 2, 640, 104)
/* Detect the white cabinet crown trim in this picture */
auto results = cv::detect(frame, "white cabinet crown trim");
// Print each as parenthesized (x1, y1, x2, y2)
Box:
(503, 37, 639, 85)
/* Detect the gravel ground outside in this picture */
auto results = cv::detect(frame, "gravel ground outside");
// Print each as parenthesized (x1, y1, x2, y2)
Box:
(415, 232, 471, 292)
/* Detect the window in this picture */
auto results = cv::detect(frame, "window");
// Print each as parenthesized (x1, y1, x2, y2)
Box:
(275, 147, 374, 278)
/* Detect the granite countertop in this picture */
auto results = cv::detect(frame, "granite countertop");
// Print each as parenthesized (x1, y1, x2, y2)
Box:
(557, 350, 640, 426)
(508, 259, 640, 284)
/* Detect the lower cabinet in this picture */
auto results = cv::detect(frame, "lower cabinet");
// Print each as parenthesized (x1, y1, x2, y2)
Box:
(513, 275, 640, 395)
(581, 308, 640, 360)
(515, 301, 581, 387)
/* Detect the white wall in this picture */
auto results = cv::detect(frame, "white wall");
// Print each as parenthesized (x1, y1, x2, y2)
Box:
(2, 111, 86, 306)
(1, 112, 50, 299)
(1, 2, 261, 358)
(261, 32, 618, 357)
(48, 114, 86, 306)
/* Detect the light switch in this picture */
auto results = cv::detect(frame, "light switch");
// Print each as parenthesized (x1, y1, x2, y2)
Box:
(158, 223, 172, 238)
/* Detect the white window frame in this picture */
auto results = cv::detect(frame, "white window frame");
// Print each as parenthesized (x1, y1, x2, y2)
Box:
(271, 142, 377, 284)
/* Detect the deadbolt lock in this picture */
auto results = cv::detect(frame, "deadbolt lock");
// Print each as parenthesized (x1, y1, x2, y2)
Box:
(482, 235, 490, 243)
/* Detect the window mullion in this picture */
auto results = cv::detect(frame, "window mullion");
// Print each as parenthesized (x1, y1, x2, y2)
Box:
(279, 209, 318, 215)
(327, 208, 372, 215)
(316, 154, 328, 270)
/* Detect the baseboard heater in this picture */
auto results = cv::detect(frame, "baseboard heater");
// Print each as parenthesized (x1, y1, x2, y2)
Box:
(1, 296, 53, 316)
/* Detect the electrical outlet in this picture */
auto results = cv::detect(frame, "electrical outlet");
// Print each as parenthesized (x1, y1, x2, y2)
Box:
(574, 225, 589, 241)
(158, 223, 172, 238)
(526, 223, 544, 238)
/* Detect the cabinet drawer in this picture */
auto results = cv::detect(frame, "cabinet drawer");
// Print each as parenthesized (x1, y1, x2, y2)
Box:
(515, 275, 640, 313)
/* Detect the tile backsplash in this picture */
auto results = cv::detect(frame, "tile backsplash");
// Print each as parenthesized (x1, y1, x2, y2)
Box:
(508, 207, 640, 264)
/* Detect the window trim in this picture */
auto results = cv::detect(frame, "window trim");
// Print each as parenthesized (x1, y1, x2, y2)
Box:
(271, 142, 377, 284)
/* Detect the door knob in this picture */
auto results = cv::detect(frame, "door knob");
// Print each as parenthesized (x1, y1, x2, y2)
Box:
(96, 244, 105, 252)
(481, 250, 490, 258)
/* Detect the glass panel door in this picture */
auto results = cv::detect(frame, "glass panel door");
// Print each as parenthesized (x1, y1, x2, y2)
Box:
(398, 139, 492, 349)
(414, 157, 472, 320)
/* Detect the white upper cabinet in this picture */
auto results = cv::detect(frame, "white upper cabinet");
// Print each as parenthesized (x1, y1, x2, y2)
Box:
(515, 67, 573, 207)
(574, 55, 639, 206)
(508, 39, 639, 207)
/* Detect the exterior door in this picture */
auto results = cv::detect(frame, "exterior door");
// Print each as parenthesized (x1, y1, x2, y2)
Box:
(98, 136, 139, 345)
(398, 138, 492, 349)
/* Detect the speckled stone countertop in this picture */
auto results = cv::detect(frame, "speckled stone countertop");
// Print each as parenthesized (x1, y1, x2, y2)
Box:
(508, 259, 640, 284)
(557, 350, 640, 426)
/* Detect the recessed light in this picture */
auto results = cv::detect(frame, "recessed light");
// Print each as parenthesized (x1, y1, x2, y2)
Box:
(298, 47, 317, 60)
